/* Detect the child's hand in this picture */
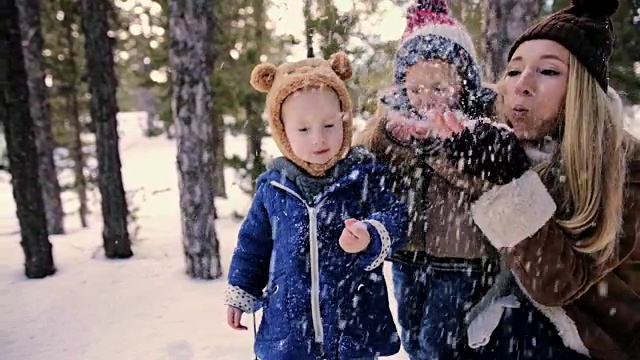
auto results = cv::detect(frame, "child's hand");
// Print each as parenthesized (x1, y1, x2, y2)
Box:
(424, 110, 465, 139)
(339, 219, 371, 253)
(227, 306, 248, 330)
(386, 111, 414, 143)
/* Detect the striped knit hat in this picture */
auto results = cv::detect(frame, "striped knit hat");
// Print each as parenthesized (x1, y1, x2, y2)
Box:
(401, 0, 477, 59)
(382, 0, 495, 119)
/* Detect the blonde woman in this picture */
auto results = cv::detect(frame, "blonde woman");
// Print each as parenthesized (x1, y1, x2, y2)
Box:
(423, 0, 640, 359)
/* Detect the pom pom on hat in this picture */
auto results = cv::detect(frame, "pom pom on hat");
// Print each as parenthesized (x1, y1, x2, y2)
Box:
(413, 0, 448, 13)
(403, 0, 457, 41)
(400, 0, 475, 57)
(571, 0, 619, 18)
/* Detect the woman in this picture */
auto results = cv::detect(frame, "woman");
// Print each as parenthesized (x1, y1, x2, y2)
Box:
(424, 0, 640, 359)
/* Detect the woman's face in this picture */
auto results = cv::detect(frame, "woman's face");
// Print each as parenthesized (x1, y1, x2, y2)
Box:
(502, 40, 570, 140)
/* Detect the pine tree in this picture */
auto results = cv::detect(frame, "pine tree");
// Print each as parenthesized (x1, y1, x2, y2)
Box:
(449, 0, 484, 58)
(609, 0, 640, 103)
(59, 0, 90, 227)
(169, 0, 222, 279)
(41, 0, 92, 228)
(81, 0, 133, 258)
(243, 0, 268, 192)
(16, 0, 66, 235)
(481, 0, 540, 82)
(0, 0, 56, 278)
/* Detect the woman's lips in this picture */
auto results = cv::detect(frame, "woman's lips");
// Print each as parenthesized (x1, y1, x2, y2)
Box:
(313, 149, 329, 155)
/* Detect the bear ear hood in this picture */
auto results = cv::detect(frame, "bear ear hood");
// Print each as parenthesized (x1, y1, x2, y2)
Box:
(328, 51, 352, 81)
(253, 52, 354, 177)
(250, 63, 277, 93)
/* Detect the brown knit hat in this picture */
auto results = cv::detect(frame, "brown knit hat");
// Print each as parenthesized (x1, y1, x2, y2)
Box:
(250, 52, 353, 177)
(508, 0, 619, 90)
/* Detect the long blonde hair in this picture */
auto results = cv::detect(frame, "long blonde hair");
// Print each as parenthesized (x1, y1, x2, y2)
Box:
(498, 55, 628, 263)
(353, 103, 386, 148)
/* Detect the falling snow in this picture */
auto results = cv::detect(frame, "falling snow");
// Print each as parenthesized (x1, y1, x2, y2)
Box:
(0, 125, 408, 359)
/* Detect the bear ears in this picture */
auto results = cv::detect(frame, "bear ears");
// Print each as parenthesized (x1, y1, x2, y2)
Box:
(249, 51, 352, 93)
(250, 63, 277, 93)
(329, 52, 352, 81)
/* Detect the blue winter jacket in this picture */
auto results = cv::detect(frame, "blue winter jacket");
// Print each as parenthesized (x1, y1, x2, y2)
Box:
(225, 153, 408, 360)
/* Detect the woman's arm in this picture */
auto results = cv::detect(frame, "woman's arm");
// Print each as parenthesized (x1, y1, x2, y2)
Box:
(472, 170, 628, 306)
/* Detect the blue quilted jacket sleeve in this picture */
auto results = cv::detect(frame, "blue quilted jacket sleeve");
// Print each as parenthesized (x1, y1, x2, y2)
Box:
(358, 164, 409, 271)
(225, 182, 273, 313)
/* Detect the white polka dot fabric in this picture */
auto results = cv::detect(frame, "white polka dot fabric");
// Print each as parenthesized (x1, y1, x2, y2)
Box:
(363, 219, 391, 271)
(224, 285, 257, 313)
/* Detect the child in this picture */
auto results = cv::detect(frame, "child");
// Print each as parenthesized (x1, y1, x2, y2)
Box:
(355, 1, 501, 359)
(224, 52, 409, 360)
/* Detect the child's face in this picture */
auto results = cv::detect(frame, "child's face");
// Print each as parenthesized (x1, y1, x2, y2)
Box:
(405, 59, 462, 113)
(281, 87, 344, 165)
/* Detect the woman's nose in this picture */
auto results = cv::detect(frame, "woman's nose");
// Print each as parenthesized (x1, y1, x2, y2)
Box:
(515, 71, 536, 97)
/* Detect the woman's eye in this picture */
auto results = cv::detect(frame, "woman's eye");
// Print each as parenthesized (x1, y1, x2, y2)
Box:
(298, 127, 308, 132)
(324, 124, 335, 129)
(506, 70, 521, 77)
(540, 69, 560, 76)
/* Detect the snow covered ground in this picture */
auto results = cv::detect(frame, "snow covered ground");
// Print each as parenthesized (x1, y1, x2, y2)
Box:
(2, 108, 639, 360)
(0, 121, 405, 360)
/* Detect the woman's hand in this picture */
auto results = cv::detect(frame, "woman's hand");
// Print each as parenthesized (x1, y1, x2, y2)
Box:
(441, 120, 531, 185)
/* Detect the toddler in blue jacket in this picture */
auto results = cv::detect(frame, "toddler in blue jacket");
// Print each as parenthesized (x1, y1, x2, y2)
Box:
(224, 52, 409, 360)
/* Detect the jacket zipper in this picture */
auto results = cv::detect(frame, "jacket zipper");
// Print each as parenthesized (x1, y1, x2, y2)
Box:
(270, 181, 325, 344)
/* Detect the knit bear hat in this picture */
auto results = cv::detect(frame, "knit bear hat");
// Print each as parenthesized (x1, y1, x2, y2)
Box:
(383, 0, 494, 119)
(250, 52, 353, 177)
(508, 0, 618, 91)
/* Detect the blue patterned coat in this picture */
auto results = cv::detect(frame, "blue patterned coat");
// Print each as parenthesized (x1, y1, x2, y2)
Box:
(225, 155, 408, 360)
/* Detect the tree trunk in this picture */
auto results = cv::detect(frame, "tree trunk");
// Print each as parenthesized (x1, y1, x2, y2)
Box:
(244, 98, 265, 193)
(0, 0, 56, 279)
(81, 0, 132, 258)
(481, 0, 540, 82)
(67, 92, 89, 227)
(317, 0, 341, 59)
(61, 0, 89, 228)
(245, 0, 266, 194)
(135, 87, 158, 136)
(449, 0, 484, 59)
(303, 0, 314, 58)
(16, 0, 65, 235)
(169, 0, 222, 279)
(213, 115, 226, 198)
